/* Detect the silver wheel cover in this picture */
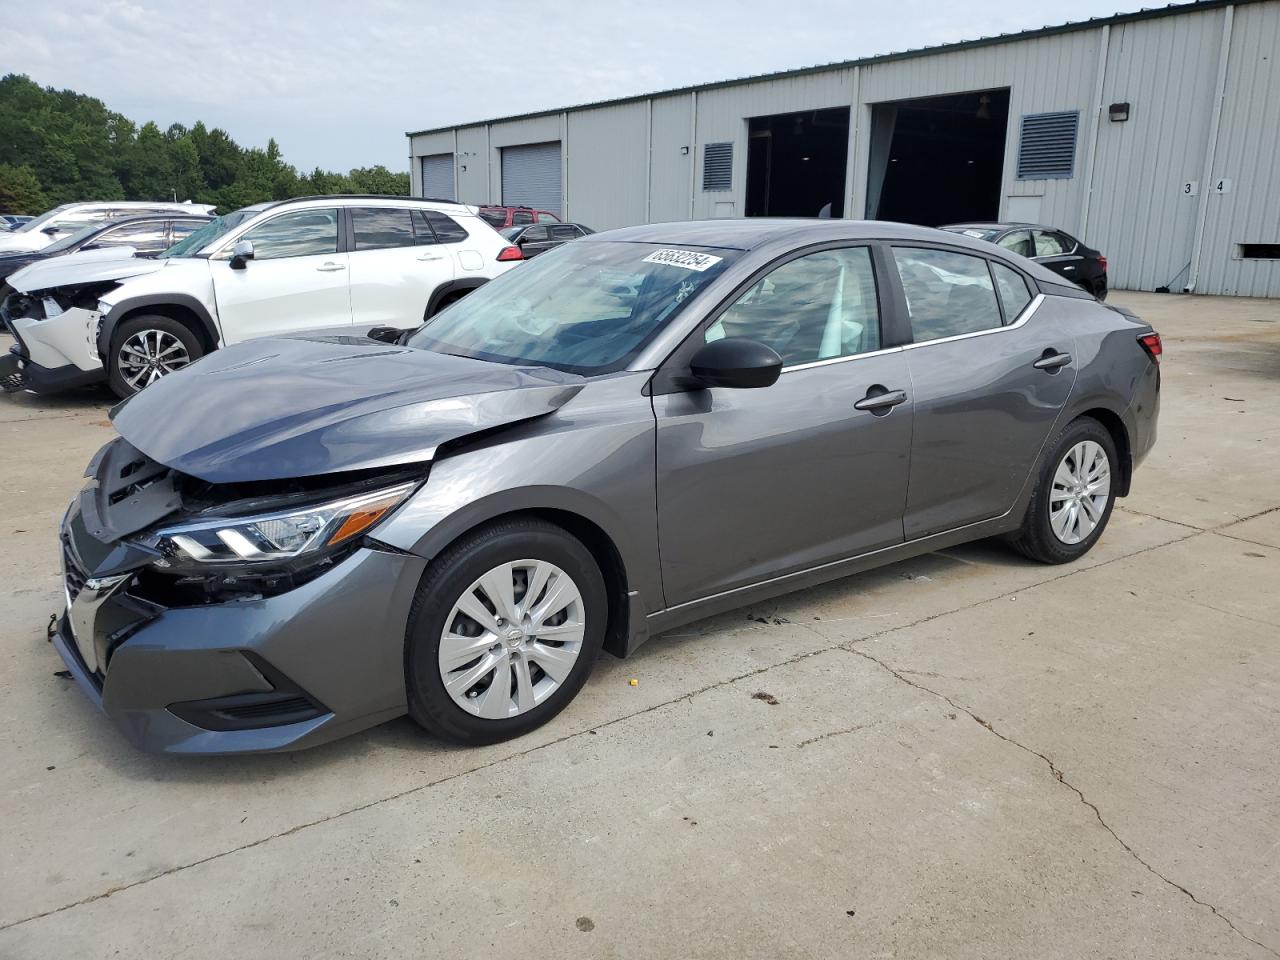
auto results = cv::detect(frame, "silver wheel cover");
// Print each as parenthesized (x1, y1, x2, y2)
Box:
(1048, 439, 1111, 545)
(438, 559, 586, 719)
(118, 329, 192, 390)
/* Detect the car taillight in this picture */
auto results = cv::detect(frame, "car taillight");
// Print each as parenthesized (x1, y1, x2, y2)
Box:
(1097, 255, 1107, 273)
(1138, 332, 1162, 363)
(496, 245, 524, 262)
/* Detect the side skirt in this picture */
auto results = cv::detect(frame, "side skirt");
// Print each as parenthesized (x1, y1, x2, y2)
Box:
(624, 512, 1023, 656)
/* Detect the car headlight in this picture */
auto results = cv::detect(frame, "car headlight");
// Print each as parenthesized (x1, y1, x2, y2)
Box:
(142, 481, 416, 565)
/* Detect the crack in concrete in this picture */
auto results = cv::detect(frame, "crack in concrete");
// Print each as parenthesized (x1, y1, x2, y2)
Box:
(796, 722, 875, 748)
(840, 642, 1280, 959)
(1117, 505, 1207, 531)
(0, 523, 1228, 937)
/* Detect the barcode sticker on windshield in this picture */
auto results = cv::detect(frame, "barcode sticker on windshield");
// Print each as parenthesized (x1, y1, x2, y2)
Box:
(643, 248, 723, 271)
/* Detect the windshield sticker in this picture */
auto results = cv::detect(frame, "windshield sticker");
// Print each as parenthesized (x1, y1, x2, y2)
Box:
(962, 229, 988, 238)
(643, 248, 723, 271)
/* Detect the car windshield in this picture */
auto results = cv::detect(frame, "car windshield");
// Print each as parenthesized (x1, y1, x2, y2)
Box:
(408, 240, 739, 375)
(160, 209, 256, 258)
(12, 204, 74, 234)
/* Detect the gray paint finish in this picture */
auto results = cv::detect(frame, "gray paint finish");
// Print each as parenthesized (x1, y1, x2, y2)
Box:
(54, 219, 1160, 753)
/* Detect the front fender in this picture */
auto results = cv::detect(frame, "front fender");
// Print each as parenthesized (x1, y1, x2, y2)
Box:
(98, 291, 221, 357)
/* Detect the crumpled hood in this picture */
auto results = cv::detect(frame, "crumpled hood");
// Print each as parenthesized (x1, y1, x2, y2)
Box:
(9, 248, 161, 294)
(110, 335, 586, 483)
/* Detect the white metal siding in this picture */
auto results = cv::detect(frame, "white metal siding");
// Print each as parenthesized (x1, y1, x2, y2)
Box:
(407, 1, 1280, 296)
(419, 153, 454, 201)
(565, 102, 649, 230)
(501, 142, 563, 215)
(1086, 8, 1225, 292)
(1196, 2, 1280, 297)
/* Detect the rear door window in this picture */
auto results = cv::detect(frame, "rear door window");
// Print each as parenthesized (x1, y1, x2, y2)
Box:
(351, 207, 415, 251)
(1032, 230, 1072, 257)
(511, 210, 535, 226)
(536, 211, 561, 223)
(549, 224, 578, 241)
(892, 247, 1004, 342)
(88, 220, 169, 254)
(997, 230, 1033, 258)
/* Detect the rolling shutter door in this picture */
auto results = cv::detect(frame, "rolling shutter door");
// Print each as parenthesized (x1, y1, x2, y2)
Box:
(420, 153, 454, 201)
(501, 142, 562, 215)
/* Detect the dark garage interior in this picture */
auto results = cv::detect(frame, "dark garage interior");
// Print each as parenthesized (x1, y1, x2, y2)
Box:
(867, 88, 1010, 226)
(745, 107, 850, 218)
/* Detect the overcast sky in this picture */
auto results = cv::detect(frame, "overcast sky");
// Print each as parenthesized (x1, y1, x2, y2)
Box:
(7, 0, 1136, 173)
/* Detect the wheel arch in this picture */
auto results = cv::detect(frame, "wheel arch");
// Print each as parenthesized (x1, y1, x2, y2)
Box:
(425, 278, 487, 319)
(1071, 404, 1133, 497)
(396, 500, 635, 659)
(99, 294, 220, 358)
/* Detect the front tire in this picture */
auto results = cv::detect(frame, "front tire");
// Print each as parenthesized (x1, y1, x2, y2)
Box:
(1009, 416, 1118, 564)
(108, 314, 203, 398)
(405, 518, 607, 745)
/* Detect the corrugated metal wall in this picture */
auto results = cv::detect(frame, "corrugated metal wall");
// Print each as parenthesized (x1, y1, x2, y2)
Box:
(408, 1, 1280, 296)
(1086, 8, 1226, 291)
(566, 102, 649, 229)
(1196, 2, 1280, 296)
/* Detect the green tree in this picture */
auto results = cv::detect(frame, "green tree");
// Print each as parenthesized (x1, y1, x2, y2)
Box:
(0, 163, 47, 213)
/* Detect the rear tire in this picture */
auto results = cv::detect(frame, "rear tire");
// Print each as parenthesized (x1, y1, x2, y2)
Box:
(405, 518, 607, 745)
(108, 314, 203, 398)
(1008, 416, 1118, 564)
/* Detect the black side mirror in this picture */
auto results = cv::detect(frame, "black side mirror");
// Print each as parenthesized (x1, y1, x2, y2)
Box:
(689, 337, 783, 389)
(42, 225, 61, 236)
(366, 325, 404, 345)
(229, 239, 255, 270)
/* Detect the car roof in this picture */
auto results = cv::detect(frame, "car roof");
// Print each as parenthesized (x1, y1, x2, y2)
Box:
(942, 222, 1068, 234)
(93, 212, 214, 229)
(590, 218, 1011, 252)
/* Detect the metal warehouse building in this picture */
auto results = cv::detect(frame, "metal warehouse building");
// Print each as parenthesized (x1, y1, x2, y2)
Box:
(408, 0, 1280, 297)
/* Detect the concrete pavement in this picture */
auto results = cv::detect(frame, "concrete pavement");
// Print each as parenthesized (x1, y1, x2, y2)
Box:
(0, 292, 1276, 958)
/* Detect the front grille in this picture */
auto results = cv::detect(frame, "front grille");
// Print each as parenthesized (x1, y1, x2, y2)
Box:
(62, 538, 87, 603)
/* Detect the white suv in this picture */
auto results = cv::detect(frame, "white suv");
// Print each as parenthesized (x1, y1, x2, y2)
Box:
(0, 196, 522, 397)
(0, 201, 216, 254)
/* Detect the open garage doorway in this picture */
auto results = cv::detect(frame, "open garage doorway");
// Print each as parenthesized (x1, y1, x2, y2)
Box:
(745, 107, 849, 218)
(867, 89, 1009, 225)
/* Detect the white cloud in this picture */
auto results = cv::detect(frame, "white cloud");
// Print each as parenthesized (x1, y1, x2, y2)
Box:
(3, 0, 1135, 171)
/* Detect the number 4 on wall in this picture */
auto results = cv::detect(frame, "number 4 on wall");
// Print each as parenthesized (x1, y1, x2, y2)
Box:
(1214, 178, 1233, 194)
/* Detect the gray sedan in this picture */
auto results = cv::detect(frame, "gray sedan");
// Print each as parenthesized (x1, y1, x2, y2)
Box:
(53, 219, 1160, 753)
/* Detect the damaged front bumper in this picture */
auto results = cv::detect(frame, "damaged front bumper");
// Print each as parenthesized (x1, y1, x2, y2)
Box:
(55, 494, 428, 755)
(1, 292, 106, 394)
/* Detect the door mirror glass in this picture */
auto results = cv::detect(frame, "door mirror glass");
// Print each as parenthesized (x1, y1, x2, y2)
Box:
(42, 225, 61, 236)
(230, 239, 255, 270)
(689, 338, 782, 389)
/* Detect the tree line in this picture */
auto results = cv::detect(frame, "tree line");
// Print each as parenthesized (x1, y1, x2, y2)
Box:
(0, 74, 409, 214)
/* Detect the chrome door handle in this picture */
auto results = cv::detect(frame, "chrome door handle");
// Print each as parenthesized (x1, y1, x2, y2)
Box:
(1033, 351, 1073, 370)
(316, 262, 346, 272)
(854, 387, 907, 412)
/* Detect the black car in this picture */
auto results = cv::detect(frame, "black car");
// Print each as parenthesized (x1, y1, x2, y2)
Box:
(940, 222, 1108, 300)
(499, 222, 593, 258)
(0, 213, 213, 283)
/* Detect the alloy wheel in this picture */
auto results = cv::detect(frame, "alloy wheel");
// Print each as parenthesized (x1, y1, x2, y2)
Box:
(117, 329, 192, 390)
(438, 559, 586, 719)
(1048, 439, 1111, 545)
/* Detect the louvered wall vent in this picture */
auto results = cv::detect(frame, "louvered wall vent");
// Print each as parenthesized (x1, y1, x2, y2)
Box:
(702, 142, 733, 191)
(1016, 112, 1079, 179)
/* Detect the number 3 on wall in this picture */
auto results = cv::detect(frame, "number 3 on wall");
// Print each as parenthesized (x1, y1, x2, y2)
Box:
(1182, 181, 1199, 196)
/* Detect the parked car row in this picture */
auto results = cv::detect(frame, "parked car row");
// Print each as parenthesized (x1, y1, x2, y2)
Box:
(499, 221, 593, 256)
(1, 214, 34, 231)
(1, 196, 537, 396)
(48, 217, 1160, 754)
(0, 201, 215, 253)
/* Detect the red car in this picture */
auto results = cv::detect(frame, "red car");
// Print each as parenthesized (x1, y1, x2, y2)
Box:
(478, 206, 562, 229)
